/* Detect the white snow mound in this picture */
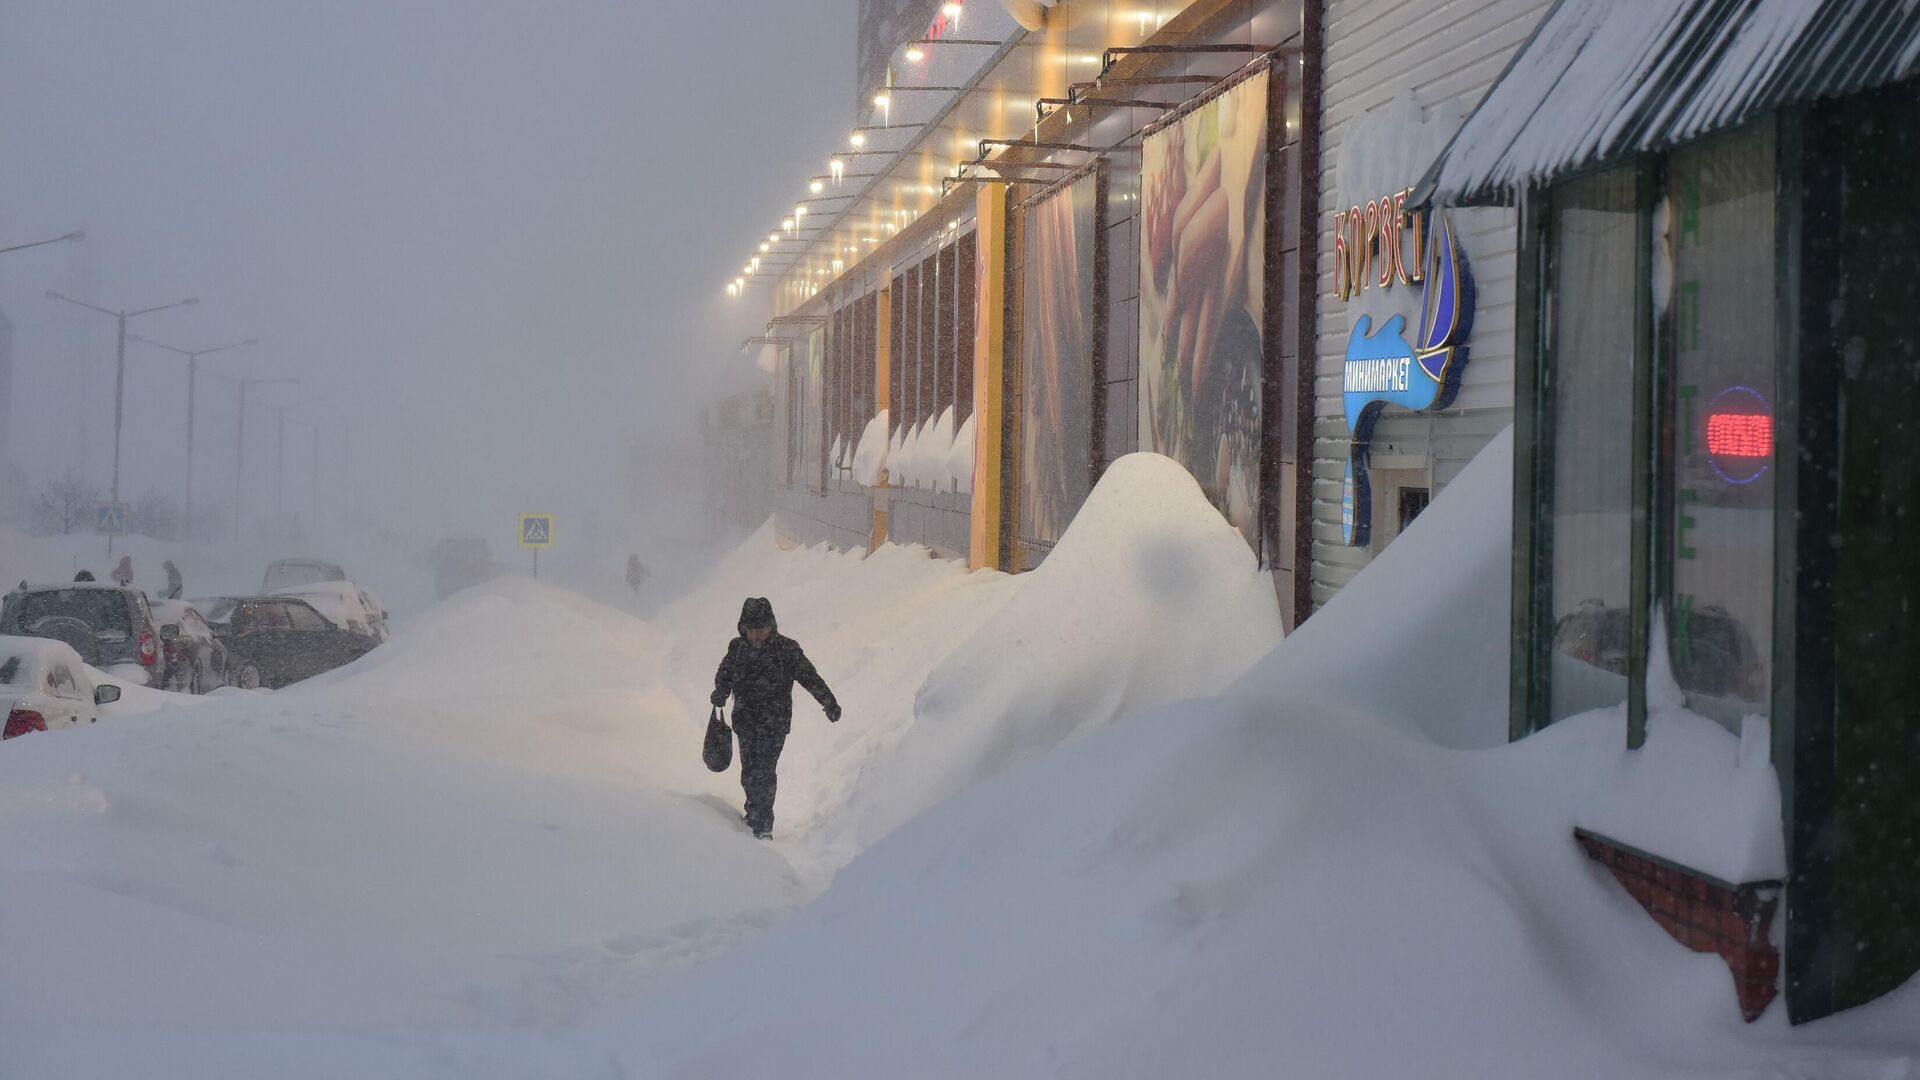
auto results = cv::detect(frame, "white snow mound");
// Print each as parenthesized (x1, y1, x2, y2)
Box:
(851, 451, 1285, 845)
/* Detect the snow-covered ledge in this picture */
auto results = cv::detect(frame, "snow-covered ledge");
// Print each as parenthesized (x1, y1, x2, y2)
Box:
(1571, 621, 1787, 1021)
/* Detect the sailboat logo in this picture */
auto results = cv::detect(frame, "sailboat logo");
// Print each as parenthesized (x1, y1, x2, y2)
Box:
(1340, 211, 1476, 546)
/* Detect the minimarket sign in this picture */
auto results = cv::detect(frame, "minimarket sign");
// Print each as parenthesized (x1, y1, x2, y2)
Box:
(1331, 188, 1476, 547)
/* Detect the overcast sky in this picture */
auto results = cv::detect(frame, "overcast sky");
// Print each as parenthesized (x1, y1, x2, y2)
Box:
(0, 0, 849, 543)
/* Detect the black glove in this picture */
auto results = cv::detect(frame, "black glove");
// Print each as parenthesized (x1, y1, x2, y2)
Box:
(710, 691, 727, 708)
(826, 703, 842, 723)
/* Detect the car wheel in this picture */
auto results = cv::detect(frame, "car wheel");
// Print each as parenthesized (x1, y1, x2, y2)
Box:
(236, 663, 262, 690)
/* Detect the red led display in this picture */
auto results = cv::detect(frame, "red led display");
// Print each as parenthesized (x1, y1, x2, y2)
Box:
(1706, 412, 1772, 458)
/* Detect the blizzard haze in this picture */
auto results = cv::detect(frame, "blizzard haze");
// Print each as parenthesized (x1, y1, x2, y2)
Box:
(0, 1, 846, 550)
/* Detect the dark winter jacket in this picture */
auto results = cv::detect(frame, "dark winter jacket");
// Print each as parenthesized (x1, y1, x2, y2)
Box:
(710, 597, 838, 732)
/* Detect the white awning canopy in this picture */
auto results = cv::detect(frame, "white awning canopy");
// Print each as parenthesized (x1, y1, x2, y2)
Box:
(1415, 0, 1920, 206)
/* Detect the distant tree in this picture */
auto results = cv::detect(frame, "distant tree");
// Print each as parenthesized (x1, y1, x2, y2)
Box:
(30, 471, 101, 535)
(128, 489, 180, 542)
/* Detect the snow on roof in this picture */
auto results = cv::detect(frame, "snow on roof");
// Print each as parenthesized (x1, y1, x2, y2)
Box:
(10, 581, 140, 593)
(269, 581, 380, 630)
(1418, 0, 1918, 205)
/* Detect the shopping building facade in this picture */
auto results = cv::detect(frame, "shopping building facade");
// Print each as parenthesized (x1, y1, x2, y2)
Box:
(721, 0, 1920, 1024)
(750, 0, 1322, 625)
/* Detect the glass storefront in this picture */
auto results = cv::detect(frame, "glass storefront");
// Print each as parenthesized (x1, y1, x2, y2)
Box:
(1664, 126, 1775, 731)
(1534, 124, 1779, 734)
(1544, 166, 1639, 724)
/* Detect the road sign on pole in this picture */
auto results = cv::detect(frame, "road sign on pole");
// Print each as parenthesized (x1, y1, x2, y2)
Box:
(97, 504, 129, 535)
(519, 512, 553, 580)
(518, 513, 554, 549)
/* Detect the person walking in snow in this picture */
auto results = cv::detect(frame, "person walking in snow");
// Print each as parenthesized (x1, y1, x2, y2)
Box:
(161, 560, 184, 600)
(109, 556, 133, 586)
(709, 597, 839, 839)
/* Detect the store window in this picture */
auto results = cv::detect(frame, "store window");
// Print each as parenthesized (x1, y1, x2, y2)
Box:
(1527, 121, 1781, 739)
(889, 274, 905, 430)
(1544, 165, 1640, 724)
(1665, 125, 1776, 730)
(956, 230, 977, 423)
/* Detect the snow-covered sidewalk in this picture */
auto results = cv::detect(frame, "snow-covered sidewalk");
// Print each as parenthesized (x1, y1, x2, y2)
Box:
(0, 455, 1282, 1076)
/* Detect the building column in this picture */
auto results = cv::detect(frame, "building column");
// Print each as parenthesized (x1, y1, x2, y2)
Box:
(968, 184, 1007, 571)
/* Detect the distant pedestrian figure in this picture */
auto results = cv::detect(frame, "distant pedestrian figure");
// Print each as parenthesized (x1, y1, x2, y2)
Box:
(162, 560, 184, 600)
(72, 570, 95, 582)
(626, 553, 648, 594)
(109, 557, 133, 586)
(709, 597, 839, 839)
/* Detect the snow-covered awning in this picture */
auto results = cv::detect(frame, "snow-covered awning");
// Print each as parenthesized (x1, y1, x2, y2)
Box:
(1414, 0, 1920, 206)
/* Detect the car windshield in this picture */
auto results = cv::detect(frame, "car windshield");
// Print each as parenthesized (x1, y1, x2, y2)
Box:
(11, 591, 132, 638)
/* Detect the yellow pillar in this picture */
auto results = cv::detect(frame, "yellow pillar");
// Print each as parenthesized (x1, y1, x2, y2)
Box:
(968, 185, 1006, 572)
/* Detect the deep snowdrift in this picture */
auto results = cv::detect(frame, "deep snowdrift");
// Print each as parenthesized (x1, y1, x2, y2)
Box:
(0, 452, 1293, 1077)
(0, 576, 804, 1074)
(579, 430, 1920, 1079)
(852, 452, 1284, 846)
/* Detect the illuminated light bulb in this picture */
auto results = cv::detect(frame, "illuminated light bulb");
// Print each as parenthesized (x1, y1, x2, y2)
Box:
(905, 45, 925, 62)
(943, 2, 962, 15)
(760, 242, 770, 252)
(810, 179, 824, 194)
(850, 131, 867, 148)
(830, 157, 845, 184)
(873, 93, 890, 109)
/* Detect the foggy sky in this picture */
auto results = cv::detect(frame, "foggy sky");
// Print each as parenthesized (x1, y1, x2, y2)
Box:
(0, 1, 849, 543)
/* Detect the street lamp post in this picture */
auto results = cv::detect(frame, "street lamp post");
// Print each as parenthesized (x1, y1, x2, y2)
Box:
(213, 373, 298, 542)
(275, 399, 323, 537)
(45, 292, 200, 531)
(129, 335, 255, 542)
(310, 422, 320, 534)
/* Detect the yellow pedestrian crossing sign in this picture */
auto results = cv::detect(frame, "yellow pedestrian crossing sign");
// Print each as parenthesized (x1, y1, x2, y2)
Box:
(518, 513, 554, 549)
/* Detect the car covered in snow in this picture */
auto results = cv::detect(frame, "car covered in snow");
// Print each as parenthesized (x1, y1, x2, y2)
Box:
(0, 582, 165, 687)
(202, 594, 379, 689)
(149, 599, 229, 694)
(268, 581, 390, 643)
(261, 558, 347, 592)
(0, 635, 121, 740)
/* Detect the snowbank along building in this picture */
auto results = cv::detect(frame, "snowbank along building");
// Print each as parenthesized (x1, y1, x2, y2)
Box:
(720, 0, 1920, 1026)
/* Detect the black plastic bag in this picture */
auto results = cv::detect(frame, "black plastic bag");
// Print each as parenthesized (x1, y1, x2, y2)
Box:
(703, 707, 733, 772)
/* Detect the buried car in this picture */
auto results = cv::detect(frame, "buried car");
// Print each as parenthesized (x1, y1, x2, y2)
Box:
(269, 581, 390, 643)
(0, 635, 121, 740)
(204, 595, 379, 689)
(0, 582, 164, 687)
(149, 599, 229, 694)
